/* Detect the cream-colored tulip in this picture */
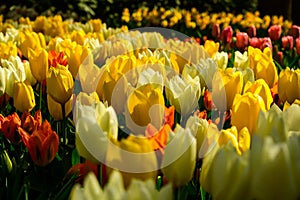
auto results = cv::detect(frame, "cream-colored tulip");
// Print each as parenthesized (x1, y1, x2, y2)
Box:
(165, 74, 201, 116)
(161, 125, 196, 187)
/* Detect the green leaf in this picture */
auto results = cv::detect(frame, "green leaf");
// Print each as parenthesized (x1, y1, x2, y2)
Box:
(72, 149, 80, 166)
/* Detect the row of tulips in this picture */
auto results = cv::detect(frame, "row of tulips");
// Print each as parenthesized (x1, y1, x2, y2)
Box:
(0, 13, 299, 199)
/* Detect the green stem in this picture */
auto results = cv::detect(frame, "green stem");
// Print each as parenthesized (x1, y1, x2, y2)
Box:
(39, 83, 43, 111)
(61, 103, 67, 145)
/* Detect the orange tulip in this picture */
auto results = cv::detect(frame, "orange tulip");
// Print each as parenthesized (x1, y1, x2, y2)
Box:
(0, 112, 21, 144)
(21, 110, 42, 134)
(18, 120, 59, 166)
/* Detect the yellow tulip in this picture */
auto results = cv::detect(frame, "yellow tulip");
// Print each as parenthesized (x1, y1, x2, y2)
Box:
(212, 68, 243, 111)
(161, 125, 196, 187)
(19, 30, 42, 58)
(13, 81, 35, 112)
(47, 94, 72, 121)
(204, 40, 219, 58)
(231, 92, 266, 134)
(278, 67, 300, 104)
(106, 135, 158, 188)
(67, 44, 90, 78)
(214, 51, 228, 70)
(28, 47, 48, 82)
(96, 54, 138, 104)
(88, 19, 103, 32)
(46, 64, 74, 104)
(125, 83, 164, 135)
(70, 30, 85, 45)
(243, 79, 273, 110)
(0, 42, 17, 60)
(248, 46, 278, 88)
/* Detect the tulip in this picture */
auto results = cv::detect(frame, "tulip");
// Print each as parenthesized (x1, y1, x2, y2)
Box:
(211, 23, 220, 39)
(243, 79, 273, 110)
(70, 30, 85, 45)
(200, 142, 251, 200)
(28, 47, 48, 82)
(0, 67, 10, 96)
(259, 37, 273, 51)
(70, 170, 173, 200)
(213, 51, 228, 70)
(212, 68, 243, 111)
(0, 150, 13, 175)
(21, 110, 42, 134)
(290, 25, 300, 38)
(0, 112, 21, 144)
(13, 81, 36, 113)
(66, 44, 90, 78)
(221, 26, 233, 44)
(204, 40, 219, 58)
(161, 125, 196, 187)
(247, 25, 256, 37)
(249, 37, 261, 49)
(231, 92, 266, 133)
(46, 64, 74, 104)
(278, 67, 300, 104)
(185, 116, 209, 155)
(268, 25, 281, 41)
(23, 60, 37, 85)
(96, 54, 138, 104)
(248, 46, 278, 88)
(125, 83, 164, 135)
(106, 135, 158, 188)
(281, 36, 293, 50)
(233, 51, 250, 70)
(235, 32, 249, 50)
(296, 38, 300, 56)
(0, 41, 17, 60)
(47, 94, 73, 121)
(283, 104, 300, 133)
(48, 50, 68, 68)
(75, 100, 118, 163)
(250, 136, 299, 200)
(19, 30, 43, 58)
(165, 74, 201, 117)
(18, 120, 59, 166)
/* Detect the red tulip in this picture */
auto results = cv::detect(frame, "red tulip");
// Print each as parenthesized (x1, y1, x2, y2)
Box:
(221, 26, 233, 44)
(268, 25, 281, 41)
(21, 110, 42, 133)
(249, 37, 261, 48)
(290, 25, 300, 38)
(0, 113, 21, 144)
(66, 160, 99, 184)
(296, 37, 300, 56)
(48, 50, 68, 68)
(260, 37, 273, 51)
(281, 36, 293, 50)
(236, 32, 249, 50)
(19, 120, 59, 166)
(212, 23, 220, 39)
(247, 25, 256, 37)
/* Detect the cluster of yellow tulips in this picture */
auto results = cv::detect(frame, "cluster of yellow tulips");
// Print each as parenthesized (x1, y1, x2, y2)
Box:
(0, 13, 300, 200)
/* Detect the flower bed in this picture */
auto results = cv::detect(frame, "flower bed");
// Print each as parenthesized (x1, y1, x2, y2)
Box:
(0, 10, 300, 200)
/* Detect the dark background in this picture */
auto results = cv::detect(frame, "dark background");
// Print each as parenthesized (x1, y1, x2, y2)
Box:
(0, 0, 299, 25)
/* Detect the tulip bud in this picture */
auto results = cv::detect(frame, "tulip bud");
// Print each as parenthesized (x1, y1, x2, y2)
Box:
(221, 26, 233, 44)
(247, 25, 256, 37)
(231, 92, 266, 133)
(161, 125, 196, 187)
(212, 68, 243, 111)
(290, 25, 300, 38)
(296, 38, 300, 56)
(278, 67, 300, 104)
(243, 79, 273, 110)
(211, 23, 220, 39)
(268, 25, 281, 41)
(46, 64, 74, 104)
(281, 36, 293, 50)
(13, 81, 36, 113)
(235, 32, 249, 50)
(0, 150, 13, 175)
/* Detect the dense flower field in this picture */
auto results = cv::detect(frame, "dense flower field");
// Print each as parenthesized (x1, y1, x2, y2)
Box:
(0, 8, 300, 200)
